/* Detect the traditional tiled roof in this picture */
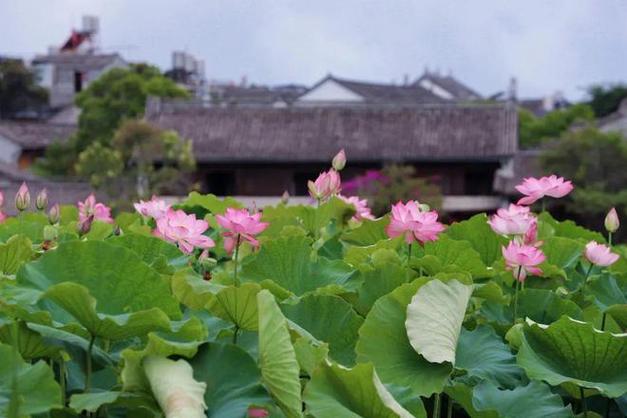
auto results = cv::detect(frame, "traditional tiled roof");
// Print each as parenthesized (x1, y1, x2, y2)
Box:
(415, 72, 482, 101)
(147, 100, 517, 163)
(0, 121, 75, 149)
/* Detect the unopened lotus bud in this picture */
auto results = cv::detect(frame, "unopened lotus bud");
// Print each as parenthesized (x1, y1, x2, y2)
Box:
(605, 207, 619, 233)
(332, 149, 346, 171)
(199, 249, 217, 270)
(281, 190, 290, 204)
(35, 188, 48, 211)
(419, 203, 431, 212)
(15, 182, 30, 212)
(48, 204, 60, 224)
(307, 180, 320, 199)
(79, 214, 94, 235)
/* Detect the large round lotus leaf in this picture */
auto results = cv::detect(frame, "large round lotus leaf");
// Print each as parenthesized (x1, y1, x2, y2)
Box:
(303, 361, 419, 418)
(257, 289, 303, 417)
(472, 381, 573, 418)
(281, 294, 363, 365)
(445, 214, 507, 266)
(412, 238, 489, 278)
(455, 325, 524, 388)
(107, 233, 188, 269)
(0, 343, 62, 416)
(356, 280, 452, 396)
(206, 283, 262, 331)
(0, 235, 33, 275)
(518, 316, 627, 398)
(240, 235, 355, 295)
(587, 273, 627, 311)
(406, 279, 473, 364)
(540, 236, 584, 270)
(190, 342, 273, 418)
(16, 240, 181, 339)
(607, 304, 627, 330)
(341, 216, 389, 246)
(517, 289, 583, 323)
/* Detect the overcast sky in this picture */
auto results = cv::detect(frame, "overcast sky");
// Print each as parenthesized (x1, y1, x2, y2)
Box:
(2, 0, 627, 100)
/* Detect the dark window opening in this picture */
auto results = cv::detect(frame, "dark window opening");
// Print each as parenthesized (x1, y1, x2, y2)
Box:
(465, 169, 495, 194)
(293, 172, 320, 196)
(74, 71, 83, 93)
(206, 171, 235, 196)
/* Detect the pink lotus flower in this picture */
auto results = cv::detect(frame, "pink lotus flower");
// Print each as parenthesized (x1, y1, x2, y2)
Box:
(78, 194, 113, 226)
(332, 149, 346, 171)
(488, 204, 536, 236)
(155, 209, 215, 254)
(216, 207, 269, 254)
(502, 241, 546, 281)
(339, 195, 375, 221)
(605, 208, 619, 233)
(308, 169, 341, 201)
(515, 175, 573, 206)
(386, 200, 445, 244)
(134, 196, 170, 220)
(15, 182, 30, 211)
(584, 241, 619, 267)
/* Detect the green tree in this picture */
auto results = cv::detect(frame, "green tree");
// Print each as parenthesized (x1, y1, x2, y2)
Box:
(519, 104, 594, 149)
(0, 59, 48, 118)
(36, 63, 188, 175)
(75, 120, 195, 207)
(587, 84, 627, 118)
(541, 127, 627, 239)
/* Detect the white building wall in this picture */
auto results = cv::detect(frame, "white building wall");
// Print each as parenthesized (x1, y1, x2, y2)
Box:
(0, 136, 22, 164)
(296, 79, 364, 103)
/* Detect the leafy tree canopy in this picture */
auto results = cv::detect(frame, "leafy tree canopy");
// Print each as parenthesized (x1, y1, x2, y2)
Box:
(586, 83, 627, 118)
(519, 104, 594, 149)
(0, 59, 48, 118)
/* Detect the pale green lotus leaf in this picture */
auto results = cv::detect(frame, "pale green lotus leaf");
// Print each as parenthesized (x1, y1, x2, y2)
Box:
(406, 279, 473, 364)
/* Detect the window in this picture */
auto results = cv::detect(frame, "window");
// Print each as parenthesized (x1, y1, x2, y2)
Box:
(74, 71, 83, 93)
(206, 171, 235, 195)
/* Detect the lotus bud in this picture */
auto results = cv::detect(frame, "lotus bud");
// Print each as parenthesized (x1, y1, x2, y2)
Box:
(79, 214, 94, 235)
(281, 190, 290, 204)
(248, 407, 269, 418)
(48, 204, 60, 224)
(332, 149, 346, 171)
(35, 188, 48, 211)
(15, 182, 30, 212)
(605, 207, 619, 233)
(307, 180, 320, 199)
(144, 356, 207, 418)
(198, 249, 217, 270)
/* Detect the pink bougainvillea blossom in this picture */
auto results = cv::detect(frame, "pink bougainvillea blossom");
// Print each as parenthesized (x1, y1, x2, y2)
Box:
(502, 241, 546, 281)
(155, 209, 215, 254)
(584, 241, 619, 267)
(216, 207, 269, 254)
(515, 175, 573, 206)
(386, 200, 445, 244)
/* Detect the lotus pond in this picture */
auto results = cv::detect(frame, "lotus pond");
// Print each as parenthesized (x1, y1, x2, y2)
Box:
(0, 183, 625, 418)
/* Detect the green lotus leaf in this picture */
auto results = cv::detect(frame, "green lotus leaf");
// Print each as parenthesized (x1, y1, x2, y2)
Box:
(0, 212, 47, 243)
(445, 214, 507, 266)
(472, 381, 573, 418)
(16, 240, 181, 339)
(293, 337, 329, 376)
(240, 235, 355, 296)
(472, 281, 508, 304)
(343, 236, 402, 267)
(257, 289, 303, 417)
(107, 232, 188, 269)
(607, 304, 627, 330)
(0, 320, 61, 360)
(0, 342, 62, 416)
(84, 220, 114, 240)
(70, 391, 121, 413)
(538, 212, 605, 243)
(356, 279, 452, 396)
(190, 342, 274, 418)
(341, 216, 389, 246)
(406, 279, 473, 364)
(206, 282, 262, 331)
(303, 361, 418, 418)
(587, 273, 627, 311)
(354, 249, 410, 316)
(171, 270, 225, 310)
(541, 236, 584, 270)
(179, 191, 243, 216)
(445, 382, 497, 418)
(455, 325, 524, 388)
(412, 237, 489, 278)
(0, 235, 33, 275)
(121, 316, 208, 391)
(281, 294, 363, 365)
(517, 316, 627, 398)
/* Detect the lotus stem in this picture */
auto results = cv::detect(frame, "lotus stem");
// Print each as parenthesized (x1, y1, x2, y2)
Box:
(447, 395, 453, 418)
(581, 263, 593, 294)
(541, 200, 546, 213)
(59, 358, 66, 406)
(408, 243, 412, 261)
(580, 387, 588, 418)
(601, 313, 607, 331)
(84, 335, 96, 393)
(233, 234, 241, 287)
(608, 232, 613, 247)
(232, 325, 240, 345)
(513, 266, 522, 324)
(432, 393, 441, 418)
